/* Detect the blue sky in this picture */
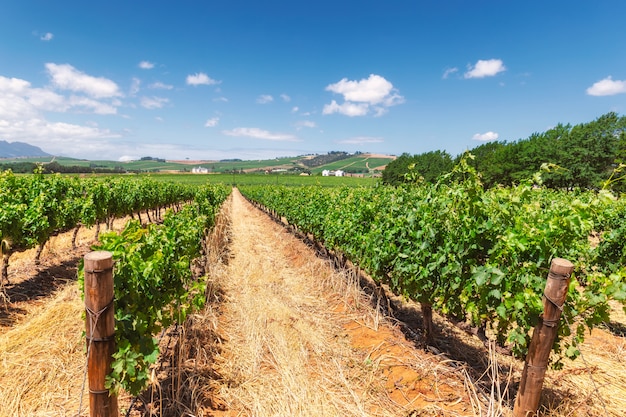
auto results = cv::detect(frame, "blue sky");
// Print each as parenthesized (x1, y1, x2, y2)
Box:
(1, 1, 625, 161)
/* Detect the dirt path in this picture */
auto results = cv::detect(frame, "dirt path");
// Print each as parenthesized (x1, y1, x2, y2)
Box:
(203, 190, 476, 416)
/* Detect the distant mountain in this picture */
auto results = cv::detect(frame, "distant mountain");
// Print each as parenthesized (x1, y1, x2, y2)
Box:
(0, 140, 51, 158)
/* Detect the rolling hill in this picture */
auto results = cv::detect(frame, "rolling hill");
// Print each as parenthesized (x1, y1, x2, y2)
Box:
(0, 152, 395, 175)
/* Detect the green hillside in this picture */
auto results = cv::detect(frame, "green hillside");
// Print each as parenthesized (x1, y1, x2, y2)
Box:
(0, 153, 394, 176)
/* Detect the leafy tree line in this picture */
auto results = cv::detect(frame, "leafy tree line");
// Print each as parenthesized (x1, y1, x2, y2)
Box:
(383, 112, 626, 191)
(0, 161, 126, 174)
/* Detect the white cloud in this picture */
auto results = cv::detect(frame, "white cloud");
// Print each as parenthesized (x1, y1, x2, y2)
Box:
(155, 117, 164, 122)
(324, 74, 404, 117)
(0, 74, 119, 117)
(40, 32, 54, 41)
(139, 61, 155, 69)
(205, 117, 219, 127)
(322, 100, 369, 117)
(0, 117, 120, 157)
(337, 136, 384, 145)
(25, 87, 67, 113)
(442, 67, 458, 79)
(280, 94, 291, 102)
(140, 96, 169, 109)
(68, 96, 118, 114)
(291, 106, 299, 113)
(149, 81, 173, 90)
(586, 76, 626, 96)
(186, 72, 220, 86)
(130, 77, 141, 96)
(222, 127, 299, 141)
(326, 74, 399, 104)
(257, 94, 274, 104)
(295, 120, 316, 129)
(472, 131, 499, 141)
(0, 76, 31, 93)
(45, 63, 122, 98)
(0, 75, 121, 157)
(372, 106, 389, 117)
(464, 59, 506, 79)
(214, 96, 228, 102)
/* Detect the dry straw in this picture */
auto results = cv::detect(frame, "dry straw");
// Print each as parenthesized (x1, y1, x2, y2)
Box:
(0, 284, 87, 417)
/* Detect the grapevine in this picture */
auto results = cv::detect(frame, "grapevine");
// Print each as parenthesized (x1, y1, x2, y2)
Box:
(240, 161, 626, 364)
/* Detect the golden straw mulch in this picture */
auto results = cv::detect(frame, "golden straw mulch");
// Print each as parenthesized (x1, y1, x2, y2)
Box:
(0, 284, 88, 417)
(203, 189, 479, 417)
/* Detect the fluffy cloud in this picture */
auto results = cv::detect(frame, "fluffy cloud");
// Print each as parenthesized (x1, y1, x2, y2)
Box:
(138, 61, 155, 69)
(186, 72, 220, 86)
(0, 73, 122, 157)
(140, 96, 169, 109)
(149, 81, 173, 90)
(586, 76, 626, 96)
(222, 127, 299, 141)
(45, 63, 122, 98)
(326, 74, 397, 104)
(204, 117, 219, 127)
(40, 32, 53, 41)
(257, 94, 274, 104)
(464, 59, 506, 79)
(0, 117, 120, 156)
(472, 131, 499, 141)
(323, 100, 369, 117)
(68, 96, 118, 114)
(280, 94, 291, 102)
(323, 74, 404, 117)
(0, 74, 119, 117)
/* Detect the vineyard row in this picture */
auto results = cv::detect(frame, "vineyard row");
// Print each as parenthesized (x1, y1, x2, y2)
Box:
(240, 160, 626, 366)
(0, 170, 201, 283)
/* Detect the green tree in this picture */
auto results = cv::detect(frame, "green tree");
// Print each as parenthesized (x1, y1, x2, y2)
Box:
(409, 150, 454, 183)
(382, 153, 415, 185)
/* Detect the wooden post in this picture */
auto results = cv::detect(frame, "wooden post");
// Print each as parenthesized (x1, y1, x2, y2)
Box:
(84, 251, 119, 417)
(513, 258, 574, 417)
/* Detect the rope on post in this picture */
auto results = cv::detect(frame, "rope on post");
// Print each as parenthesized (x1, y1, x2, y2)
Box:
(83, 251, 119, 417)
(513, 258, 574, 417)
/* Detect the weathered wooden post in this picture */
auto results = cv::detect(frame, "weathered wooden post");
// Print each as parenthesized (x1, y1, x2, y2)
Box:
(84, 251, 119, 417)
(513, 258, 574, 417)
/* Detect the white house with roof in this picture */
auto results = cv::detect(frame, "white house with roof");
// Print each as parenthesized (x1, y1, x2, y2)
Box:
(192, 166, 209, 174)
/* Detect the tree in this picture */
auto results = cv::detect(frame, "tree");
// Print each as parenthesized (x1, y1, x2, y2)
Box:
(382, 153, 415, 185)
(409, 150, 454, 183)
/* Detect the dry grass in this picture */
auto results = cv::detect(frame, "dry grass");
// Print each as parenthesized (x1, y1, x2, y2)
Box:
(0, 284, 88, 417)
(539, 324, 626, 416)
(211, 191, 402, 416)
(198, 189, 479, 417)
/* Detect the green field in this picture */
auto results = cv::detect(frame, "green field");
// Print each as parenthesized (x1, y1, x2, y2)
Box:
(139, 172, 377, 187)
(309, 156, 393, 173)
(0, 155, 305, 172)
(1, 153, 393, 176)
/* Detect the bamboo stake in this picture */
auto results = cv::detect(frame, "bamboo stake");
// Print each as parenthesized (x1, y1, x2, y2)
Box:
(513, 258, 574, 417)
(84, 251, 119, 417)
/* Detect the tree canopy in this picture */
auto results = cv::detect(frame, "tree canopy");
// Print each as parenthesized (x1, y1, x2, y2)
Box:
(382, 112, 626, 191)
